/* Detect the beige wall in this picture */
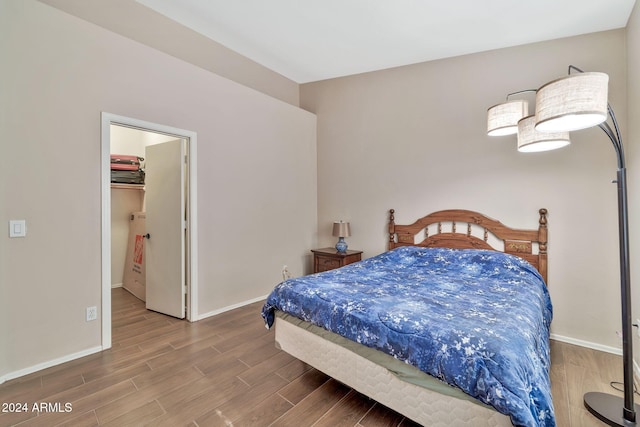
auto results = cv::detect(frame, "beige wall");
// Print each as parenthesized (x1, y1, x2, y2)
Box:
(301, 30, 628, 351)
(0, 0, 316, 380)
(38, 0, 300, 107)
(627, 2, 640, 367)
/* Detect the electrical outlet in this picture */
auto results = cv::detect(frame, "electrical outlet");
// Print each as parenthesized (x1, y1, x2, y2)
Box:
(282, 265, 292, 280)
(86, 306, 97, 322)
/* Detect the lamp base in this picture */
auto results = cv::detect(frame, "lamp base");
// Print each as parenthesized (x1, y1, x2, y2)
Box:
(584, 392, 639, 426)
(335, 237, 348, 253)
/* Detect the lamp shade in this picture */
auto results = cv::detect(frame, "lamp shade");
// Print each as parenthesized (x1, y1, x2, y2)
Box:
(487, 100, 528, 136)
(535, 72, 609, 132)
(517, 115, 570, 153)
(332, 221, 351, 238)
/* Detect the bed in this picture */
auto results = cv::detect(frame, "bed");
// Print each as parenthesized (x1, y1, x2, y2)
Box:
(262, 208, 553, 426)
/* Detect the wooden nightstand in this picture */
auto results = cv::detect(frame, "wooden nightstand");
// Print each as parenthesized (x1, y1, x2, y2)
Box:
(311, 248, 363, 273)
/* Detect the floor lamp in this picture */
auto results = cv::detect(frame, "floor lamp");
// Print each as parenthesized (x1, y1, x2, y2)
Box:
(487, 65, 637, 426)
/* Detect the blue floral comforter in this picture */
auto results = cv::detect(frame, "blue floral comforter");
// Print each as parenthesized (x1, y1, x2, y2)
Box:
(261, 246, 554, 426)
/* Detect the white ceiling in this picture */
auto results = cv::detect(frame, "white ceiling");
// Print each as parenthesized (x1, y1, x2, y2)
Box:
(135, 0, 636, 83)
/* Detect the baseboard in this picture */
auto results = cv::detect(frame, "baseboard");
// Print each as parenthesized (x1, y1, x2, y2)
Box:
(196, 294, 269, 321)
(0, 346, 103, 385)
(111, 283, 123, 288)
(550, 333, 622, 355)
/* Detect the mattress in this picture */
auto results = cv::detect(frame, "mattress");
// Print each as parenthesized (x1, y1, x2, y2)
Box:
(275, 312, 512, 426)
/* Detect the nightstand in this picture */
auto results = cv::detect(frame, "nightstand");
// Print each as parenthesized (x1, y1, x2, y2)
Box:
(311, 248, 363, 273)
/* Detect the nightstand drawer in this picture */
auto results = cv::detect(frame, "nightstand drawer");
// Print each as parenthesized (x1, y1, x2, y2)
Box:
(317, 257, 341, 272)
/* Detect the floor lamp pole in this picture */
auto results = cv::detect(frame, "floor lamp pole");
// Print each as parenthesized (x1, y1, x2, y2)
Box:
(583, 106, 638, 426)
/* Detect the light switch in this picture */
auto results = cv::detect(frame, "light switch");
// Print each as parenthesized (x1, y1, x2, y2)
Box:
(9, 220, 26, 238)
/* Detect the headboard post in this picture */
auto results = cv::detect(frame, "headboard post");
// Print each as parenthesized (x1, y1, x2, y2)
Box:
(538, 208, 548, 284)
(388, 209, 396, 245)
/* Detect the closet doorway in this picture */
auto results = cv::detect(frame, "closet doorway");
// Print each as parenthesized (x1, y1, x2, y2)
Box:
(101, 113, 199, 350)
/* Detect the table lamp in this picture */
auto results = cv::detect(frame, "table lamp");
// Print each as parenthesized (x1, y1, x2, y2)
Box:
(332, 221, 351, 253)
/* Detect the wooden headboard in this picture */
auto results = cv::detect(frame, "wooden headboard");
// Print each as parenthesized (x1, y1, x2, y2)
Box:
(388, 208, 548, 284)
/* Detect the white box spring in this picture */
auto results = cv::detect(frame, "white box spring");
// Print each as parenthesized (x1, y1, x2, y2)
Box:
(275, 314, 513, 426)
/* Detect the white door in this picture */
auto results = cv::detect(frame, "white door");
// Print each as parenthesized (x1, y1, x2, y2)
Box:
(145, 139, 186, 318)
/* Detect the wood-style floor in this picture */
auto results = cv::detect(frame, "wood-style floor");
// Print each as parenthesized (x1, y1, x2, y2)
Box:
(0, 288, 621, 426)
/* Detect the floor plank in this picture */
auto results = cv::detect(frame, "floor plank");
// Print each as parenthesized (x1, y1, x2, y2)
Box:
(0, 288, 620, 426)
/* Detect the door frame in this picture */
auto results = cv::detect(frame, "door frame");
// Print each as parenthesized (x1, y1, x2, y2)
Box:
(100, 112, 199, 349)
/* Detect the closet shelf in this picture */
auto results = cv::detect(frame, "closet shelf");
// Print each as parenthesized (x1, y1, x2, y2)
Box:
(111, 183, 145, 191)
